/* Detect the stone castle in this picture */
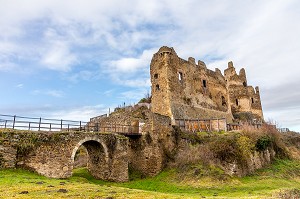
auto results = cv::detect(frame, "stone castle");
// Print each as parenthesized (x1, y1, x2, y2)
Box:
(150, 46, 263, 124)
(0, 46, 267, 182)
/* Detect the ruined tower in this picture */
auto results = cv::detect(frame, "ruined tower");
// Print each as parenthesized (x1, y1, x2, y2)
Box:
(150, 46, 263, 124)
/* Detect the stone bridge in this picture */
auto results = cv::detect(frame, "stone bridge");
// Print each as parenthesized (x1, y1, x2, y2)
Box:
(0, 131, 128, 182)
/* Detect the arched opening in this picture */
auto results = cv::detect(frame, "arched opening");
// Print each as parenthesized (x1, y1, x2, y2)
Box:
(251, 97, 254, 104)
(154, 73, 158, 79)
(71, 139, 108, 180)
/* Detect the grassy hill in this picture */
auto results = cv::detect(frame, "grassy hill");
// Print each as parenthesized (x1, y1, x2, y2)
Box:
(1, 159, 300, 198)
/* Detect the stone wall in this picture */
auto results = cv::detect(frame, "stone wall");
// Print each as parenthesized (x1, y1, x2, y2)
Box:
(0, 130, 128, 182)
(89, 106, 173, 177)
(150, 46, 263, 123)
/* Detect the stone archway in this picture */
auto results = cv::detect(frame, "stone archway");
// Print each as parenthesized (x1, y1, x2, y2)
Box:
(71, 137, 109, 180)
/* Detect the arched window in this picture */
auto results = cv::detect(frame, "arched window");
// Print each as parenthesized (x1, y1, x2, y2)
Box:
(251, 97, 254, 104)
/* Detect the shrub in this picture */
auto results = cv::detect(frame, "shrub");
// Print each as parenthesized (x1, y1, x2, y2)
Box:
(255, 135, 271, 151)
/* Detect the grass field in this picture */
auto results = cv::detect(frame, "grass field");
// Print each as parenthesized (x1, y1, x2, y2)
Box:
(0, 159, 300, 198)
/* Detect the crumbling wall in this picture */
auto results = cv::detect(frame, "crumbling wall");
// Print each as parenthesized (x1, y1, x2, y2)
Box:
(150, 46, 263, 123)
(89, 106, 174, 176)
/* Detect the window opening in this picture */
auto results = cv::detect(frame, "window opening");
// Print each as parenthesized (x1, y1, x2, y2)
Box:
(251, 98, 254, 104)
(222, 96, 226, 106)
(203, 80, 207, 88)
(235, 99, 239, 106)
(243, 82, 247, 87)
(155, 84, 160, 91)
(178, 72, 183, 81)
(154, 73, 158, 79)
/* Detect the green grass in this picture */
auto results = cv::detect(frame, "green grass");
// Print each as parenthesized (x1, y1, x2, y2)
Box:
(1, 159, 300, 198)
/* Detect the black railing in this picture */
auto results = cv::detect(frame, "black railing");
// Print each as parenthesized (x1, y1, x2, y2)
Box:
(0, 114, 142, 135)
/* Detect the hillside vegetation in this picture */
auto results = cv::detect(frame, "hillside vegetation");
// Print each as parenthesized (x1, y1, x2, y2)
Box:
(1, 125, 300, 198)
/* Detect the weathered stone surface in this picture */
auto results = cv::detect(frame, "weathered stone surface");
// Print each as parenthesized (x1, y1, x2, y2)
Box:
(150, 46, 263, 123)
(0, 131, 128, 182)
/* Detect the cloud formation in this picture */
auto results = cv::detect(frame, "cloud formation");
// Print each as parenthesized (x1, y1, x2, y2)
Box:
(0, 0, 300, 131)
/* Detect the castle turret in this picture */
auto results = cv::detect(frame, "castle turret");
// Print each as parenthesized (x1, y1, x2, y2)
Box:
(150, 46, 176, 120)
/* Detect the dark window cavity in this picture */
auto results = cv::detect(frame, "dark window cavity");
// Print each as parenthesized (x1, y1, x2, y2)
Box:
(243, 82, 247, 87)
(155, 84, 160, 91)
(251, 97, 254, 103)
(154, 73, 158, 79)
(222, 96, 226, 106)
(235, 99, 239, 106)
(203, 80, 207, 88)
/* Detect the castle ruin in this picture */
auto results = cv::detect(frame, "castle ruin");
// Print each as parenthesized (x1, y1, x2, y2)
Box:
(150, 46, 263, 124)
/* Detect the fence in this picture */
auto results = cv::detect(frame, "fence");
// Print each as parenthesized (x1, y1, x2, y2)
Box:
(226, 122, 262, 131)
(0, 114, 142, 135)
(174, 118, 227, 132)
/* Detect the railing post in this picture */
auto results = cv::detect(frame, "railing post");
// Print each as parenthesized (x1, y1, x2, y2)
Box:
(80, 121, 82, 131)
(5, 120, 7, 128)
(50, 123, 52, 131)
(28, 122, 31, 130)
(38, 117, 41, 131)
(60, 119, 63, 131)
(12, 115, 16, 129)
(68, 124, 69, 132)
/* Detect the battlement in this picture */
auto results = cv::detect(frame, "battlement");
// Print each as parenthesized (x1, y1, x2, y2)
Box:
(150, 46, 264, 124)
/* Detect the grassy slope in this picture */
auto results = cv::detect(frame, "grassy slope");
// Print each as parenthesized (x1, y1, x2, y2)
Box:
(0, 159, 300, 199)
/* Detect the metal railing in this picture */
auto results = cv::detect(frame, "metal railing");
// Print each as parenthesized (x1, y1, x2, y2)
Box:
(0, 114, 142, 135)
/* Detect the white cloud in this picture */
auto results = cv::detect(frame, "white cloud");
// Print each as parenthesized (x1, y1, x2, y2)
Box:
(33, 89, 64, 98)
(16, 84, 23, 89)
(119, 89, 148, 101)
(108, 49, 154, 73)
(40, 40, 77, 72)
(48, 104, 109, 121)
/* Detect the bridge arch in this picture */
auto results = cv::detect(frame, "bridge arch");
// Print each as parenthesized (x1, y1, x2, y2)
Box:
(71, 136, 110, 179)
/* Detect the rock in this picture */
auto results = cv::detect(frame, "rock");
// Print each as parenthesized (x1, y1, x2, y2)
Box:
(57, 189, 68, 193)
(19, 191, 29, 194)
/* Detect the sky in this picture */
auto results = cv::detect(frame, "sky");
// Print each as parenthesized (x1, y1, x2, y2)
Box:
(0, 0, 300, 132)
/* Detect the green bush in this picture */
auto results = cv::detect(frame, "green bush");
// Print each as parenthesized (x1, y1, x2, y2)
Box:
(255, 135, 271, 151)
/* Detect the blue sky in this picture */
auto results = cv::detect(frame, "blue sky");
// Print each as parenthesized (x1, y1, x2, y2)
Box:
(1, 0, 300, 131)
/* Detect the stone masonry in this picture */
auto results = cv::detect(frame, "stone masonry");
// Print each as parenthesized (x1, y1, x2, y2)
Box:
(150, 46, 263, 124)
(0, 131, 128, 182)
